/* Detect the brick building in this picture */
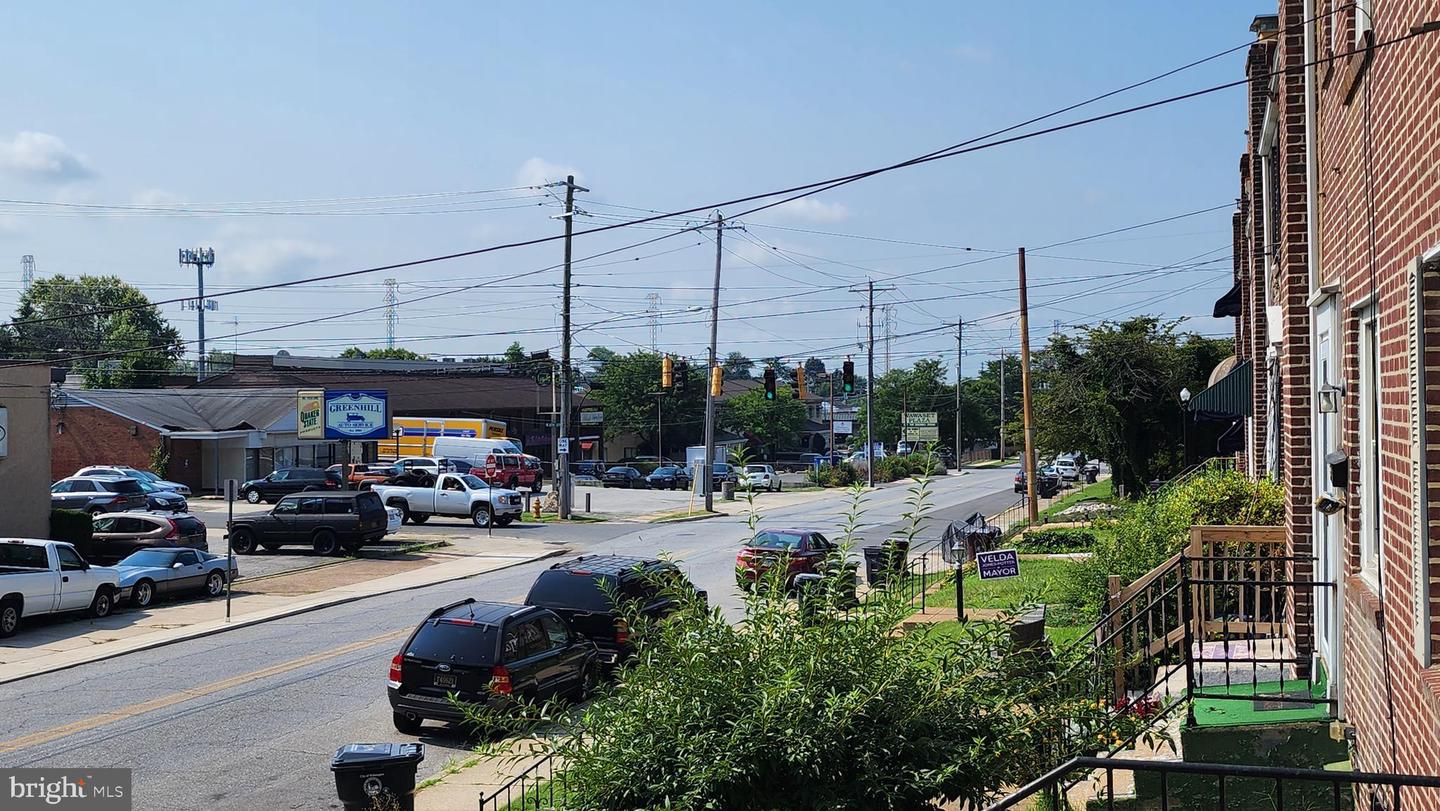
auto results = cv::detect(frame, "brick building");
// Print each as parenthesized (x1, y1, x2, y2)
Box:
(1227, 0, 1440, 784)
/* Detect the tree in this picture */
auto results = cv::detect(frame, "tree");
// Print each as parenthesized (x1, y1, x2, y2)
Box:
(803, 356, 827, 380)
(339, 346, 425, 360)
(1034, 317, 1230, 497)
(721, 352, 754, 380)
(719, 386, 808, 451)
(503, 341, 527, 364)
(853, 359, 950, 449)
(591, 350, 706, 451)
(6, 275, 183, 388)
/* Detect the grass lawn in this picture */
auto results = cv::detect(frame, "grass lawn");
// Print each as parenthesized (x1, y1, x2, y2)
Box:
(924, 557, 1090, 646)
(1036, 478, 1117, 523)
(527, 513, 607, 524)
(968, 456, 1020, 469)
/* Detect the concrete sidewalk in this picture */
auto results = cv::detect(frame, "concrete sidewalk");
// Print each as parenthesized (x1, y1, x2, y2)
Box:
(416, 739, 553, 810)
(0, 536, 566, 684)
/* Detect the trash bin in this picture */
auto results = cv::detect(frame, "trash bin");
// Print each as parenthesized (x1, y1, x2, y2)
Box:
(331, 742, 425, 811)
(1085, 468, 1098, 484)
(722, 480, 736, 501)
(862, 541, 908, 588)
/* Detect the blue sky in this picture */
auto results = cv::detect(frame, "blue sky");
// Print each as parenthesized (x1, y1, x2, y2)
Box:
(0, 2, 1262, 373)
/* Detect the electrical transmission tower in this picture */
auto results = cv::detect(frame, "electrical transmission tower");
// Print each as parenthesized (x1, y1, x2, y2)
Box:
(383, 278, 399, 349)
(881, 305, 895, 373)
(20, 255, 34, 292)
(645, 292, 660, 352)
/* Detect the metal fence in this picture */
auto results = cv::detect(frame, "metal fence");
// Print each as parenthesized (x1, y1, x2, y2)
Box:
(479, 753, 562, 811)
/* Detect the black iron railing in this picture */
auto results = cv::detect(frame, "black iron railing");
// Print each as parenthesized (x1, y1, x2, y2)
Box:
(478, 753, 563, 811)
(986, 756, 1440, 810)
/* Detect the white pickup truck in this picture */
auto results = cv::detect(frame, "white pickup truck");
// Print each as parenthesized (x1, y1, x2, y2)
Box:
(372, 472, 525, 529)
(0, 539, 122, 637)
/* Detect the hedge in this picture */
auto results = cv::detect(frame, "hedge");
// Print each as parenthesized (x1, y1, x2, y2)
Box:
(49, 509, 95, 560)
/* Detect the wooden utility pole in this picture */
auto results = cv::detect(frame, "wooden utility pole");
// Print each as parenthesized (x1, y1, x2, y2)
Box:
(702, 213, 724, 513)
(556, 175, 589, 519)
(955, 319, 963, 470)
(1017, 247, 1039, 523)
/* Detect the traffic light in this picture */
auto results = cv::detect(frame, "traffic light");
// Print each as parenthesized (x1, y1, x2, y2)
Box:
(662, 355, 674, 388)
(710, 365, 723, 397)
(842, 359, 855, 394)
(674, 359, 688, 391)
(795, 365, 806, 399)
(763, 367, 777, 401)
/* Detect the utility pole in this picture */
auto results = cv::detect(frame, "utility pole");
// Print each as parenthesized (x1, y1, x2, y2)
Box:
(702, 213, 727, 512)
(998, 351, 1006, 460)
(827, 372, 836, 461)
(848, 279, 895, 487)
(955, 319, 963, 470)
(1018, 247, 1039, 523)
(555, 175, 588, 519)
(178, 248, 216, 382)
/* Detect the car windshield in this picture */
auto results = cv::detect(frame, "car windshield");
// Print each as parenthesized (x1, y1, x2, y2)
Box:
(406, 618, 499, 667)
(109, 479, 144, 494)
(132, 471, 160, 482)
(118, 550, 177, 567)
(749, 531, 803, 551)
(458, 474, 487, 490)
(651, 467, 676, 475)
(606, 467, 629, 475)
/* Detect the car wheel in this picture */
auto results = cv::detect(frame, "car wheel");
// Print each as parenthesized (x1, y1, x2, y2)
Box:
(312, 529, 342, 556)
(531, 477, 542, 493)
(576, 664, 600, 700)
(88, 507, 105, 518)
(472, 505, 493, 528)
(507, 478, 519, 490)
(204, 570, 227, 597)
(392, 711, 422, 735)
(230, 528, 258, 555)
(88, 588, 114, 619)
(408, 513, 429, 525)
(244, 489, 261, 504)
(131, 579, 155, 608)
(0, 600, 21, 638)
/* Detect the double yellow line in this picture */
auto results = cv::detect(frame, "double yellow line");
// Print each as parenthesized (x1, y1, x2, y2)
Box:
(0, 628, 409, 755)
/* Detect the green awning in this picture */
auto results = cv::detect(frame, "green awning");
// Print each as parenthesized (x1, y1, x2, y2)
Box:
(1187, 359, 1253, 420)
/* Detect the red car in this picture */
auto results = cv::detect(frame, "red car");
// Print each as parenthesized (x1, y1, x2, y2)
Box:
(735, 529, 839, 590)
(471, 454, 545, 493)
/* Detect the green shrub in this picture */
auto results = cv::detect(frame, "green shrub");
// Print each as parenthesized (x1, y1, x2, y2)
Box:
(49, 509, 94, 560)
(808, 461, 860, 487)
(1064, 469, 1284, 613)
(1013, 528, 1097, 554)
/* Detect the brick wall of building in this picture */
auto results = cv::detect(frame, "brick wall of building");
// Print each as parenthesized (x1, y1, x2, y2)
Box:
(1312, 0, 1440, 784)
(50, 405, 161, 481)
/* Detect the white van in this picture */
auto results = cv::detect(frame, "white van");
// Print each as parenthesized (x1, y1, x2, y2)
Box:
(430, 436, 523, 463)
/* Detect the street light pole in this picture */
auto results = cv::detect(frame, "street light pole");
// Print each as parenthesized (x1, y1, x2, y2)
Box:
(1179, 387, 1192, 467)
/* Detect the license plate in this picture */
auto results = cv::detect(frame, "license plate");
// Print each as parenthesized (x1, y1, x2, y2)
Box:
(433, 673, 457, 688)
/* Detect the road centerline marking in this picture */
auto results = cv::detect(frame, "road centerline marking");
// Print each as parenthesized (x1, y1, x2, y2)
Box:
(0, 628, 408, 755)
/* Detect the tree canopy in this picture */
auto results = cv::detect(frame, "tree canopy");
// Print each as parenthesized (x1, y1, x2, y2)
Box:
(721, 351, 754, 380)
(3, 274, 183, 388)
(591, 350, 705, 450)
(339, 346, 425, 360)
(719, 385, 809, 450)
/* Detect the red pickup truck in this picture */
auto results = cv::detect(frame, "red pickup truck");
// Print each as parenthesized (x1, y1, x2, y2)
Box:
(473, 454, 544, 493)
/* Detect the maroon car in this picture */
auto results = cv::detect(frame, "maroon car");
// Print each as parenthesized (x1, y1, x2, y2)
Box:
(735, 529, 839, 590)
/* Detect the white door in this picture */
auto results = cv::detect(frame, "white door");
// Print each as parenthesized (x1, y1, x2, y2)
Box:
(1313, 297, 1342, 697)
(55, 545, 96, 612)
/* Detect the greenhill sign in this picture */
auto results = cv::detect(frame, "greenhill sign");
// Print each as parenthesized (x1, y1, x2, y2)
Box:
(297, 389, 389, 441)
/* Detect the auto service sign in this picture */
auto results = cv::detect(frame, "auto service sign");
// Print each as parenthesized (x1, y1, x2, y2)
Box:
(323, 390, 389, 440)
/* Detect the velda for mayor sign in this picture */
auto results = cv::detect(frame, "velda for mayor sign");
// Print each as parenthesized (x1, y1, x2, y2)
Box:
(297, 389, 389, 441)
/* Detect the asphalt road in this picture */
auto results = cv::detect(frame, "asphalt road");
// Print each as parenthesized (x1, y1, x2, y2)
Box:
(0, 468, 1016, 811)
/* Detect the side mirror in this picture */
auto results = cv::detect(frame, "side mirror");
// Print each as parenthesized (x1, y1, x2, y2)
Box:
(173, 562, 185, 569)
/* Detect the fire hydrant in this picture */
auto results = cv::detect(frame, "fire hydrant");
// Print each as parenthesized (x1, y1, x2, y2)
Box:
(532, 498, 543, 519)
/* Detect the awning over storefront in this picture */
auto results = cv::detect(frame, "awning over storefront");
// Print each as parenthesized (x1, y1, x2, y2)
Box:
(1187, 358, 1253, 420)
(1212, 281, 1243, 318)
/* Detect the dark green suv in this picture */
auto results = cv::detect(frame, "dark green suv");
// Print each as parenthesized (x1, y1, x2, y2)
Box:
(227, 491, 388, 556)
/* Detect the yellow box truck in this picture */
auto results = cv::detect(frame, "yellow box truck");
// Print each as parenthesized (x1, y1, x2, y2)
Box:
(386, 416, 511, 459)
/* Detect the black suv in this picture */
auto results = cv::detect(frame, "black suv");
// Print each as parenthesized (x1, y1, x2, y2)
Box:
(524, 555, 706, 667)
(240, 467, 343, 504)
(387, 599, 599, 734)
(227, 491, 388, 556)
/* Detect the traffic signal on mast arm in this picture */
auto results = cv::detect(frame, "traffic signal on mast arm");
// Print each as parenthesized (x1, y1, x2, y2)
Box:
(674, 359, 688, 391)
(795, 365, 806, 399)
(842, 359, 855, 394)
(662, 355, 674, 388)
(710, 364, 723, 397)
(763, 367, 777, 401)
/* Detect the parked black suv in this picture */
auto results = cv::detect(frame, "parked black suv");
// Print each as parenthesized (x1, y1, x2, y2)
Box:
(240, 467, 343, 504)
(524, 555, 706, 667)
(387, 599, 599, 733)
(227, 491, 388, 556)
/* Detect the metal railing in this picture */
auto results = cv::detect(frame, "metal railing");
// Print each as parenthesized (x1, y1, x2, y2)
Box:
(986, 756, 1440, 810)
(479, 753, 563, 811)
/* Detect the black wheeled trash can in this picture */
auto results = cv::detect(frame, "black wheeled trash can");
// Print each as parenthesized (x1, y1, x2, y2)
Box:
(331, 742, 425, 811)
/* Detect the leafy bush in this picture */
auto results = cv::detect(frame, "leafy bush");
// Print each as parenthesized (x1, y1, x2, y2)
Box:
(49, 509, 94, 559)
(807, 461, 860, 487)
(1013, 528, 1097, 554)
(1064, 469, 1284, 612)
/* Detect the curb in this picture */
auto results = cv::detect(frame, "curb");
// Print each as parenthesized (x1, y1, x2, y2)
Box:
(645, 511, 729, 525)
(0, 548, 570, 686)
(236, 541, 450, 585)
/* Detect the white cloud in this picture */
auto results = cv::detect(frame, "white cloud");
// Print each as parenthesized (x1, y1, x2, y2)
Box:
(950, 44, 992, 63)
(0, 131, 95, 182)
(769, 198, 851, 224)
(132, 188, 187, 207)
(515, 157, 583, 188)
(215, 232, 336, 279)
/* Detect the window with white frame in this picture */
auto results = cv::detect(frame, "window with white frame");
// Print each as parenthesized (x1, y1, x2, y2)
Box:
(1356, 0, 1373, 46)
(1358, 307, 1381, 582)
